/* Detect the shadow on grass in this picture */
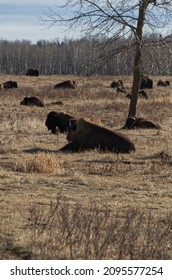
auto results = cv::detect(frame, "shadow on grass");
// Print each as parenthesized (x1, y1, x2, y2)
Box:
(22, 147, 60, 154)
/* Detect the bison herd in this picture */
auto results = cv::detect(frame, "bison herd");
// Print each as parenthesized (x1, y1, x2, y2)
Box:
(1, 72, 165, 154)
(111, 76, 170, 100)
(44, 74, 164, 153)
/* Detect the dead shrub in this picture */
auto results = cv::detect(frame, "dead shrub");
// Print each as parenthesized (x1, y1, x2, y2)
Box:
(14, 154, 64, 174)
(26, 201, 172, 260)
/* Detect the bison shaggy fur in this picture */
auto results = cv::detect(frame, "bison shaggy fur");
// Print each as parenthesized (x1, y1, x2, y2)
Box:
(140, 76, 153, 89)
(111, 80, 124, 88)
(54, 80, 75, 89)
(3, 80, 18, 89)
(59, 118, 135, 153)
(45, 111, 75, 134)
(20, 96, 44, 107)
(123, 117, 161, 130)
(26, 68, 39, 76)
(157, 80, 170, 87)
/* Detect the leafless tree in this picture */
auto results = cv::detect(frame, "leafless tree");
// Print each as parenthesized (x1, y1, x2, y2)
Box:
(41, 0, 172, 118)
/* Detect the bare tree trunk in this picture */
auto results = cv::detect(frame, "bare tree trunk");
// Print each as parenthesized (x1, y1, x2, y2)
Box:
(128, 43, 142, 117)
(127, 2, 147, 118)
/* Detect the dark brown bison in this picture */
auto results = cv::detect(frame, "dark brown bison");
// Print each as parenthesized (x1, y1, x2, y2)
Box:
(45, 111, 75, 134)
(59, 118, 135, 153)
(3, 80, 18, 89)
(122, 117, 161, 130)
(111, 80, 124, 88)
(20, 96, 44, 107)
(140, 76, 153, 89)
(54, 80, 75, 89)
(157, 80, 170, 87)
(26, 68, 39, 76)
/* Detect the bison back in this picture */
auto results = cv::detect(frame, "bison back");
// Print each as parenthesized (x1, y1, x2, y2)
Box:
(70, 118, 135, 153)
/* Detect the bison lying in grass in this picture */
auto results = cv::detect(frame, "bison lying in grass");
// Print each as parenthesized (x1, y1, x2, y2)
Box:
(140, 76, 153, 89)
(59, 118, 136, 153)
(157, 80, 170, 87)
(3, 80, 18, 89)
(123, 117, 161, 130)
(26, 68, 39, 76)
(111, 80, 124, 88)
(54, 80, 75, 89)
(20, 96, 45, 107)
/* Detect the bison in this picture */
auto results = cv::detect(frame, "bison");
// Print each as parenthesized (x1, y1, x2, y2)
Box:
(157, 80, 170, 87)
(3, 80, 18, 89)
(59, 118, 135, 153)
(140, 76, 153, 89)
(111, 80, 124, 88)
(26, 68, 39, 76)
(45, 111, 75, 134)
(20, 96, 44, 107)
(54, 80, 75, 89)
(122, 117, 161, 130)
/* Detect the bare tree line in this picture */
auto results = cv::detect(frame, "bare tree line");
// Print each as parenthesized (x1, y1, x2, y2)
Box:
(0, 34, 172, 76)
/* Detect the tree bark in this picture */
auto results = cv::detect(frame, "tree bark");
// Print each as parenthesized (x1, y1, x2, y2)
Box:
(127, 43, 142, 117)
(127, 1, 147, 118)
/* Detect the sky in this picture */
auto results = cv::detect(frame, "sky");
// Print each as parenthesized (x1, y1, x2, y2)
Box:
(1, 1, 172, 44)
(0, 0, 71, 44)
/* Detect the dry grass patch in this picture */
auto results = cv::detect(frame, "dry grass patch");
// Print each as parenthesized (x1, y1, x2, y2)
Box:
(14, 154, 64, 174)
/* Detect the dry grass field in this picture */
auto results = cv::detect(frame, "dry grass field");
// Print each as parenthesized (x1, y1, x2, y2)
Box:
(0, 74, 172, 260)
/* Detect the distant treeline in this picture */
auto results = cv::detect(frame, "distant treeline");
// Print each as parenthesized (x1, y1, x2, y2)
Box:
(0, 35, 172, 76)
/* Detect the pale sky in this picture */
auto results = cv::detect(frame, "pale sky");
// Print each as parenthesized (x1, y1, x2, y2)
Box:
(1, 1, 172, 44)
(0, 0, 72, 43)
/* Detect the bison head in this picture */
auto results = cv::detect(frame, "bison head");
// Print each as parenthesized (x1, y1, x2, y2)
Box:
(45, 111, 74, 134)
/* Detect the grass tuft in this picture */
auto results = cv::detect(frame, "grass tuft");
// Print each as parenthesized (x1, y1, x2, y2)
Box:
(14, 154, 64, 174)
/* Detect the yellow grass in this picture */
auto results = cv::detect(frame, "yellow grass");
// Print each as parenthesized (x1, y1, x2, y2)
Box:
(0, 74, 172, 259)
